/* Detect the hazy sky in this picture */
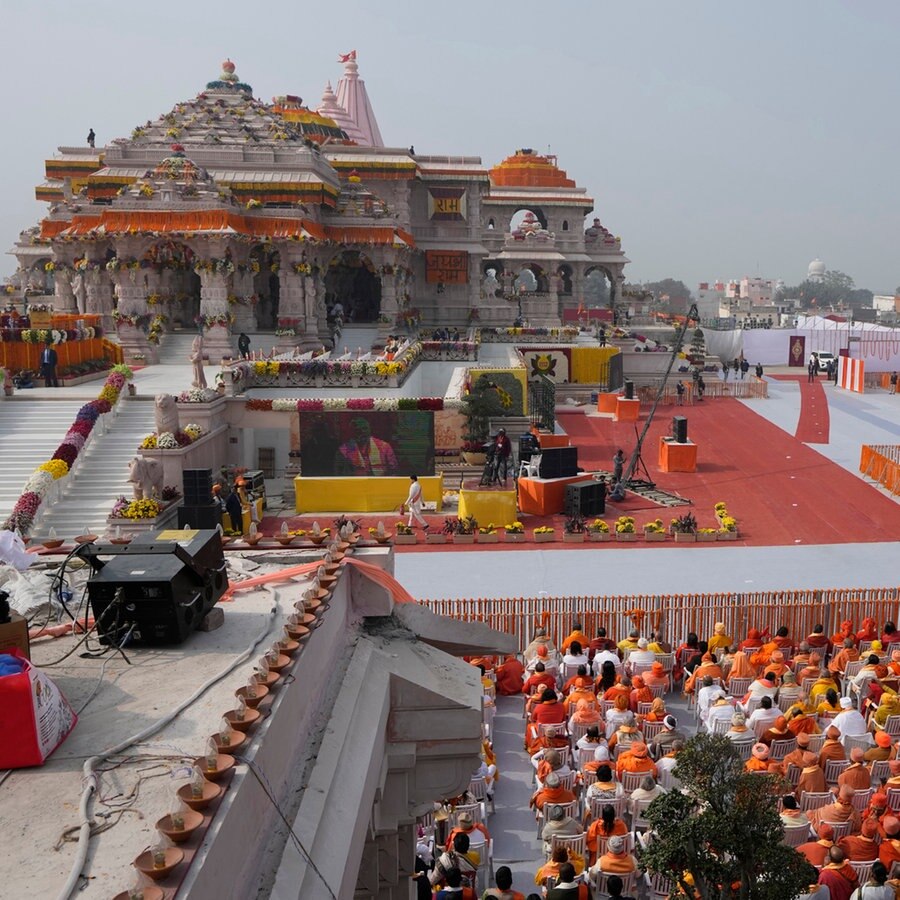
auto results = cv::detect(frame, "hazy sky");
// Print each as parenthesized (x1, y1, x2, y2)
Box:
(2, 1, 899, 292)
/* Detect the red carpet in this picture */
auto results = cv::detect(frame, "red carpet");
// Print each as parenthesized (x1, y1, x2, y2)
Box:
(769, 374, 830, 443)
(261, 397, 900, 552)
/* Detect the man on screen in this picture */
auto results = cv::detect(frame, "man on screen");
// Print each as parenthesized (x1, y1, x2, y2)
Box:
(336, 417, 399, 476)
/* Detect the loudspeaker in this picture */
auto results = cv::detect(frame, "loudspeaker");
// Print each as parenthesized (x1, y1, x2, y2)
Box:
(624, 380, 634, 400)
(183, 469, 213, 505)
(519, 434, 538, 465)
(673, 416, 688, 443)
(539, 447, 579, 479)
(564, 481, 606, 517)
(178, 504, 221, 530)
(84, 530, 228, 646)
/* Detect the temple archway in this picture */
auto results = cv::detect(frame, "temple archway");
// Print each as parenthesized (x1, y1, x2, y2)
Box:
(142, 240, 199, 327)
(29, 258, 55, 296)
(557, 264, 573, 296)
(513, 264, 548, 294)
(584, 266, 612, 309)
(324, 250, 381, 323)
(509, 208, 548, 232)
(250, 245, 280, 330)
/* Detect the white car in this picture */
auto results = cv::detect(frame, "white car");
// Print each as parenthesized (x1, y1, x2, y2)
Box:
(812, 352, 836, 369)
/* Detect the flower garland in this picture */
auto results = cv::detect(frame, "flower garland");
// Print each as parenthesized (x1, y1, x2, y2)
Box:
(2, 367, 132, 535)
(246, 397, 450, 413)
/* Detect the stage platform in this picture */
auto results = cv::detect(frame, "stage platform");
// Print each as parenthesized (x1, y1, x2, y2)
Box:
(458, 484, 517, 526)
(517, 473, 596, 516)
(294, 474, 444, 513)
(658, 437, 698, 473)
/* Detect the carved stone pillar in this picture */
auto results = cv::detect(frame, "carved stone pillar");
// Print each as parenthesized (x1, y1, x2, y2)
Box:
(111, 272, 157, 365)
(299, 271, 322, 351)
(53, 264, 77, 314)
(84, 266, 115, 336)
(197, 269, 234, 360)
(274, 264, 305, 353)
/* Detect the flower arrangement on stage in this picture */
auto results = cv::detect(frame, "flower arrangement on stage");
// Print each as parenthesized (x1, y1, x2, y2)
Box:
(587, 519, 609, 533)
(113, 497, 164, 520)
(246, 396, 451, 414)
(615, 516, 636, 534)
(533, 526, 555, 534)
(477, 524, 498, 535)
(714, 502, 727, 514)
(670, 512, 697, 534)
(719, 515, 738, 533)
(505, 522, 525, 534)
(443, 516, 478, 535)
(564, 515, 587, 534)
(643, 519, 665, 533)
(140, 434, 158, 449)
(195, 312, 234, 329)
(395, 522, 414, 535)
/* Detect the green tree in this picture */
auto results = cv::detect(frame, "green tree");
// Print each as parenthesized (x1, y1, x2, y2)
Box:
(822, 269, 855, 293)
(639, 734, 816, 900)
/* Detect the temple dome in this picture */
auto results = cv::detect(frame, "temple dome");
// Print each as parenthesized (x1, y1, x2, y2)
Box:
(808, 258, 826, 281)
(489, 149, 577, 188)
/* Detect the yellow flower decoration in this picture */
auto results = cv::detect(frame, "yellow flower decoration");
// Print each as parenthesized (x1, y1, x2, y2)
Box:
(38, 459, 69, 480)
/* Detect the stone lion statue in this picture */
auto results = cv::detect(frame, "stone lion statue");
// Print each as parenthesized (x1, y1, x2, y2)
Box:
(154, 393, 179, 435)
(128, 456, 164, 500)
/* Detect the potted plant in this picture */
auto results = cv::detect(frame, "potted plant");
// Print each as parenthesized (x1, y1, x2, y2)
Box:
(643, 519, 667, 542)
(563, 515, 586, 543)
(394, 522, 417, 545)
(718, 515, 739, 540)
(533, 525, 555, 544)
(615, 516, 637, 542)
(477, 523, 499, 544)
(504, 521, 526, 543)
(459, 377, 495, 465)
(696, 527, 718, 543)
(586, 519, 611, 542)
(671, 512, 697, 543)
(446, 515, 477, 544)
(714, 502, 728, 524)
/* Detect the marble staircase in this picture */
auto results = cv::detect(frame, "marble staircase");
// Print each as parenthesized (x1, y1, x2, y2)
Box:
(0, 399, 84, 526)
(33, 399, 158, 539)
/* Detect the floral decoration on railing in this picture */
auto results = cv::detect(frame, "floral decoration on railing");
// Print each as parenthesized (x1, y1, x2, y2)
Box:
(419, 340, 479, 360)
(2, 365, 132, 536)
(292, 262, 313, 275)
(177, 388, 220, 403)
(479, 326, 580, 342)
(138, 423, 203, 451)
(147, 314, 168, 345)
(8, 326, 101, 344)
(195, 312, 235, 329)
(245, 396, 461, 413)
(227, 293, 258, 307)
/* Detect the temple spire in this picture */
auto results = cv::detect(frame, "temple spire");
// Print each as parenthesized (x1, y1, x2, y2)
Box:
(317, 81, 366, 144)
(334, 52, 383, 148)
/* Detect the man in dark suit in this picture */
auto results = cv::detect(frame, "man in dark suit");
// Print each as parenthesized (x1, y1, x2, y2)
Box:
(40, 342, 59, 387)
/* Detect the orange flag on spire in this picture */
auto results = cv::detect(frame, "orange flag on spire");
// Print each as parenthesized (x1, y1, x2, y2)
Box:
(338, 51, 357, 63)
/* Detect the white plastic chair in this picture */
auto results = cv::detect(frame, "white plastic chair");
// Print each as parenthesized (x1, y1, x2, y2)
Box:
(519, 453, 542, 479)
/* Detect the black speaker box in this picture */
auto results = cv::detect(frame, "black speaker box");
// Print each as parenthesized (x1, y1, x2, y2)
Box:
(178, 504, 221, 530)
(673, 416, 688, 443)
(624, 380, 634, 400)
(84, 529, 228, 645)
(539, 446, 579, 479)
(564, 481, 606, 517)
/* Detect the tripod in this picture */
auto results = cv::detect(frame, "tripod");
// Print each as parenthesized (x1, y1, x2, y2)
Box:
(479, 444, 504, 486)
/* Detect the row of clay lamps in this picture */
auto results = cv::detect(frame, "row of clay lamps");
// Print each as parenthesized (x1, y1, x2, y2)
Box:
(120, 533, 358, 898)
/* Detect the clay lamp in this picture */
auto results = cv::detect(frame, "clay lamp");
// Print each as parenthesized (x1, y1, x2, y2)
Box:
(74, 527, 98, 544)
(316, 564, 337, 588)
(302, 587, 325, 612)
(265, 644, 290, 673)
(322, 551, 340, 576)
(133, 838, 184, 881)
(177, 765, 222, 810)
(224, 695, 261, 733)
(211, 717, 246, 754)
(276, 522, 295, 546)
(235, 678, 269, 709)
(255, 656, 279, 688)
(113, 878, 165, 900)
(110, 525, 132, 545)
(43, 527, 63, 550)
(372, 521, 390, 544)
(343, 524, 360, 545)
(156, 797, 203, 843)
(309, 521, 327, 545)
(195, 737, 237, 779)
(243, 523, 262, 546)
(291, 602, 317, 629)
(276, 625, 300, 657)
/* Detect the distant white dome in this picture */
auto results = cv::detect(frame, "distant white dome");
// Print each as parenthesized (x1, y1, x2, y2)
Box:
(808, 258, 826, 281)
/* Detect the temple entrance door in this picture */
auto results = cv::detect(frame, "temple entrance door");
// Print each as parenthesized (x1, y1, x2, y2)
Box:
(142, 240, 199, 327)
(251, 246, 280, 330)
(324, 251, 381, 323)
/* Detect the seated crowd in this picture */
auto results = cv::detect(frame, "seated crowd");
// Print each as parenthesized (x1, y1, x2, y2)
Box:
(415, 616, 900, 899)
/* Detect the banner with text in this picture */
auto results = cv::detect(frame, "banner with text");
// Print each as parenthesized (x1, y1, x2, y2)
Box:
(427, 188, 467, 221)
(426, 250, 469, 285)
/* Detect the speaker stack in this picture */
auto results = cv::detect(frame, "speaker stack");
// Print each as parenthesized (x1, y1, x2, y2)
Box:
(672, 416, 688, 444)
(178, 468, 221, 530)
(564, 481, 606, 517)
(84, 529, 228, 646)
(538, 447, 579, 479)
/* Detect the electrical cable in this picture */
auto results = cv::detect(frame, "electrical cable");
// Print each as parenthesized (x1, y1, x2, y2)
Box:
(54, 594, 279, 900)
(239, 757, 337, 900)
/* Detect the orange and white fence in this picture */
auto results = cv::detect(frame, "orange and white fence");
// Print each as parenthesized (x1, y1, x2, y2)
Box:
(860, 445, 900, 497)
(838, 356, 865, 393)
(421, 588, 900, 649)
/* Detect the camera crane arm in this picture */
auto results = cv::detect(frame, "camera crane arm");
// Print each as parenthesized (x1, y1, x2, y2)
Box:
(621, 303, 700, 488)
